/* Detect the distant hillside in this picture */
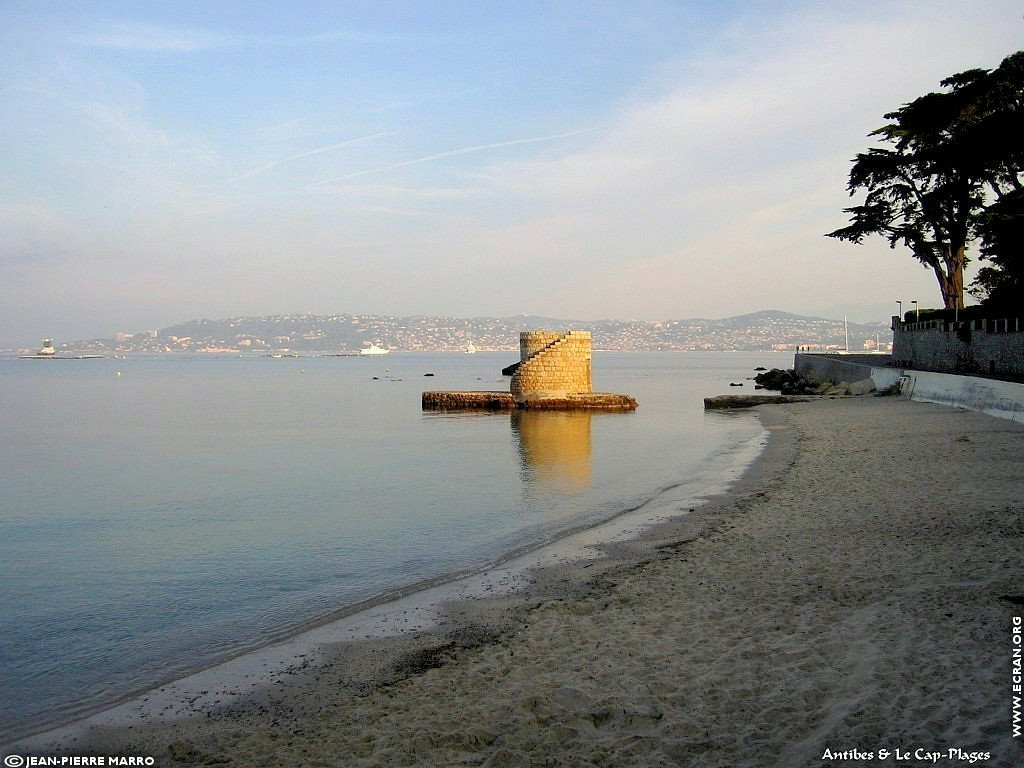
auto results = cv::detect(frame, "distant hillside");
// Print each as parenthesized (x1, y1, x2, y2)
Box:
(62, 310, 893, 354)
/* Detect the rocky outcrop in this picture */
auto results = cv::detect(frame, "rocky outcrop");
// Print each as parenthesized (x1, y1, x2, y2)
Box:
(704, 394, 816, 410)
(753, 368, 875, 397)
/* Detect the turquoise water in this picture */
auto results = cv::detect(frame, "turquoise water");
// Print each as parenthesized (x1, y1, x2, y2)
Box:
(0, 350, 790, 742)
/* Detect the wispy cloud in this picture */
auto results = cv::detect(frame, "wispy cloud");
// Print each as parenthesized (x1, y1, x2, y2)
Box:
(64, 22, 242, 52)
(232, 133, 392, 181)
(7, 0, 1016, 344)
(63, 22, 412, 53)
(315, 129, 598, 185)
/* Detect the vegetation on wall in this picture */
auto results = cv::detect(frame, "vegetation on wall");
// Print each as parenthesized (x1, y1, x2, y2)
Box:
(969, 188, 1024, 312)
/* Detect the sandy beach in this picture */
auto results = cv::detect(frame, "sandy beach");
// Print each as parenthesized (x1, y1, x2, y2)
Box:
(10, 395, 1024, 767)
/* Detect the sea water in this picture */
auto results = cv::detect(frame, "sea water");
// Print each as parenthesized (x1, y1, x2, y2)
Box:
(0, 350, 791, 742)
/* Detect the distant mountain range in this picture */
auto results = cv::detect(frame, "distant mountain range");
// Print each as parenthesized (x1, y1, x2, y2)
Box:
(44, 310, 893, 355)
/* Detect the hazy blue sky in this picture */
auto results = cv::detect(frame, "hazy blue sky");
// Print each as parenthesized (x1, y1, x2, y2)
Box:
(1, 1, 1020, 345)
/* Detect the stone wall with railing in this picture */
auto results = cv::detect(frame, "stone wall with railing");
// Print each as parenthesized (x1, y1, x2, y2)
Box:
(891, 315, 1024, 376)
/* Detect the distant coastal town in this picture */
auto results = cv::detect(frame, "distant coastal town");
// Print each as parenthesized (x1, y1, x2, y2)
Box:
(6, 311, 896, 357)
(10, 310, 894, 356)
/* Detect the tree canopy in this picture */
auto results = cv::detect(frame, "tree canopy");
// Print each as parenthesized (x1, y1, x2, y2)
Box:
(970, 188, 1024, 311)
(827, 51, 1024, 311)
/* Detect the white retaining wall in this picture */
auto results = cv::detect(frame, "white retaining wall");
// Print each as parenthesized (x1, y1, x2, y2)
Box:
(897, 370, 1024, 423)
(795, 352, 1024, 423)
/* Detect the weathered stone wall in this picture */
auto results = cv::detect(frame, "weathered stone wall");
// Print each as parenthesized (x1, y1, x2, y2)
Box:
(422, 391, 514, 410)
(515, 393, 636, 410)
(510, 330, 593, 402)
(892, 317, 1024, 376)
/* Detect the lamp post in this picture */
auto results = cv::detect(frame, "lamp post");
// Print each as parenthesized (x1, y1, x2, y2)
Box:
(896, 300, 902, 322)
(912, 300, 919, 321)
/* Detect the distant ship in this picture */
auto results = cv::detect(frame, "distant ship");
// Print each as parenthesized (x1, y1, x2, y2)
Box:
(18, 338, 103, 360)
(464, 340, 478, 354)
(359, 342, 390, 356)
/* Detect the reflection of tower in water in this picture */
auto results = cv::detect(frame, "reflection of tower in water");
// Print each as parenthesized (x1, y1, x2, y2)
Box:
(511, 410, 592, 491)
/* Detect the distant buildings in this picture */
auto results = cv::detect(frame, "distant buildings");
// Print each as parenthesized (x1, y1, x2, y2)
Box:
(55, 311, 893, 356)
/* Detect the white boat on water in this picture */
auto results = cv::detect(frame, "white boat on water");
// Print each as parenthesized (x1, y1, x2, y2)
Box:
(18, 338, 103, 360)
(464, 340, 478, 354)
(359, 342, 390, 356)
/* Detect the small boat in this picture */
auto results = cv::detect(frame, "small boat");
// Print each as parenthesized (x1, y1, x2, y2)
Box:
(18, 338, 59, 359)
(359, 342, 390, 356)
(18, 338, 103, 360)
(464, 340, 478, 354)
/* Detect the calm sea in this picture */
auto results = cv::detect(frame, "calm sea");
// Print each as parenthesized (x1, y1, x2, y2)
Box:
(0, 350, 791, 742)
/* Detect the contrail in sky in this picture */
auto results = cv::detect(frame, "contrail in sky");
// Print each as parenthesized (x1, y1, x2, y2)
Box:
(315, 128, 596, 184)
(234, 132, 390, 181)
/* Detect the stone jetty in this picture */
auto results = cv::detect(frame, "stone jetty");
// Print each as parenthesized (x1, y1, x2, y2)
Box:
(421, 391, 515, 410)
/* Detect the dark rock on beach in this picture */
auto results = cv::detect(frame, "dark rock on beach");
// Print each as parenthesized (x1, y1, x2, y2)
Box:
(752, 368, 813, 394)
(704, 394, 815, 409)
(750, 368, 877, 398)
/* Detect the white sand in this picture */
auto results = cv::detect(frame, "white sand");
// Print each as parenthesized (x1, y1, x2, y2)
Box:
(10, 396, 1024, 766)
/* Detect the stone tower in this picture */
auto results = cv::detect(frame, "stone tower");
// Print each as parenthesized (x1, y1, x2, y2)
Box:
(509, 330, 593, 404)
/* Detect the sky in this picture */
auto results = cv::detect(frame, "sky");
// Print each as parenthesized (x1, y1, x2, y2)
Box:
(1, 1, 1021, 346)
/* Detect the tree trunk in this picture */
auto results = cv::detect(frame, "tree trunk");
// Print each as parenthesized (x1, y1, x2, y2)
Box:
(933, 244, 966, 309)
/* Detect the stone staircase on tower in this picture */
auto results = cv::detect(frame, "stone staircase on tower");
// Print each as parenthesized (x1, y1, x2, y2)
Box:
(510, 330, 593, 404)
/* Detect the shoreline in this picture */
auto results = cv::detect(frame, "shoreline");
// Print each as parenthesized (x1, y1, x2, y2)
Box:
(8, 396, 1023, 766)
(5, 411, 770, 752)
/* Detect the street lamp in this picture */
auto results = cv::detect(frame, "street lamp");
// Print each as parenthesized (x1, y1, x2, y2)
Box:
(896, 300, 902, 321)
(911, 300, 919, 321)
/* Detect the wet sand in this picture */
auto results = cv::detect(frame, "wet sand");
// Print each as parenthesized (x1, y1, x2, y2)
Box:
(10, 396, 1024, 766)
